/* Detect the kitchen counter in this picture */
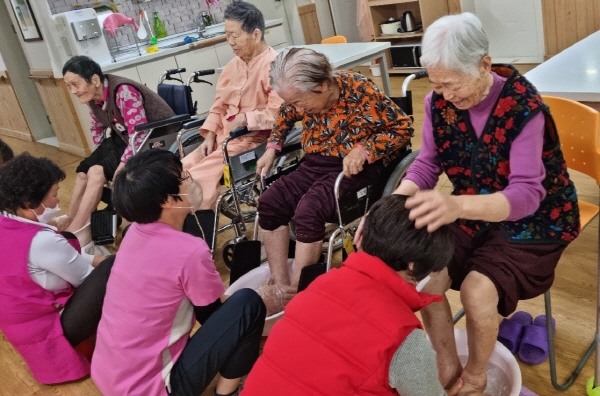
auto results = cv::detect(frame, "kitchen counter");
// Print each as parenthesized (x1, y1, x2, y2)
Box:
(103, 19, 283, 73)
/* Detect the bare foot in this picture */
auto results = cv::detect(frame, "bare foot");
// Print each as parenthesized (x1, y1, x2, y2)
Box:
(458, 370, 487, 396)
(54, 215, 72, 231)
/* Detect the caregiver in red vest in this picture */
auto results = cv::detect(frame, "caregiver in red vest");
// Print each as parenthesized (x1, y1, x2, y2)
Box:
(58, 56, 178, 246)
(0, 153, 113, 384)
(393, 13, 580, 395)
(243, 195, 458, 395)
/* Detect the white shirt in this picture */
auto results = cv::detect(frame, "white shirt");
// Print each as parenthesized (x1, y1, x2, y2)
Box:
(2, 212, 94, 292)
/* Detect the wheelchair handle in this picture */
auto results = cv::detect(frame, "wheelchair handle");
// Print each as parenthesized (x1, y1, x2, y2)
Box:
(159, 68, 186, 85)
(193, 69, 215, 76)
(401, 71, 428, 98)
(333, 172, 345, 226)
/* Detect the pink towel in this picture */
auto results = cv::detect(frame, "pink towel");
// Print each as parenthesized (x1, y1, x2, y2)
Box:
(102, 13, 139, 36)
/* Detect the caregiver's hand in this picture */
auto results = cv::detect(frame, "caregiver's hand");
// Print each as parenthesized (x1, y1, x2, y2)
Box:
(405, 190, 461, 232)
(343, 147, 366, 177)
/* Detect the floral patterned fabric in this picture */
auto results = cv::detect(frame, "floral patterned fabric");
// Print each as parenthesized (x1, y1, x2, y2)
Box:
(267, 71, 412, 164)
(89, 81, 149, 163)
(431, 64, 580, 244)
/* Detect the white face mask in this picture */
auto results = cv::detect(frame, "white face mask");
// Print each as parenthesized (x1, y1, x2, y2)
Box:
(31, 204, 61, 224)
(172, 177, 203, 213)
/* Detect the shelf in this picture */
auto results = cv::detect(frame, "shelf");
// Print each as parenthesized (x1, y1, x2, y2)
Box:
(375, 32, 423, 40)
(369, 0, 418, 6)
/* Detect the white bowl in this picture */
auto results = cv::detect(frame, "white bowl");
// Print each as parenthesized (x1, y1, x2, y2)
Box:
(225, 259, 294, 336)
(454, 328, 522, 396)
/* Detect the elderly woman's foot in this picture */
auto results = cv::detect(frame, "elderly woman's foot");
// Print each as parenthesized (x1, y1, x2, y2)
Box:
(457, 370, 487, 395)
(257, 281, 297, 316)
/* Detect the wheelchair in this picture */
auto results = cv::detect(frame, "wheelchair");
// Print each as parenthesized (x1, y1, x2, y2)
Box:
(225, 71, 429, 288)
(129, 67, 304, 260)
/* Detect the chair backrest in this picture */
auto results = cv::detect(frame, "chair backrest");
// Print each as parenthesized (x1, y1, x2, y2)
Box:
(157, 84, 195, 116)
(321, 35, 347, 44)
(543, 95, 600, 185)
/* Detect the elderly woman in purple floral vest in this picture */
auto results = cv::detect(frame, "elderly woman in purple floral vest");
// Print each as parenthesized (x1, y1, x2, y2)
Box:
(390, 13, 580, 395)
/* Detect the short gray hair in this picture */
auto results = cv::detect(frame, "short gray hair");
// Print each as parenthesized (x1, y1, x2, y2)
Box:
(269, 48, 334, 93)
(420, 13, 489, 76)
(224, 1, 265, 40)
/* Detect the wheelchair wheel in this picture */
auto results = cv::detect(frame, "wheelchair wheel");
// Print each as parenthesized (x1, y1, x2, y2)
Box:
(382, 150, 420, 197)
(289, 221, 344, 253)
(222, 239, 236, 269)
(168, 129, 205, 158)
(220, 184, 260, 222)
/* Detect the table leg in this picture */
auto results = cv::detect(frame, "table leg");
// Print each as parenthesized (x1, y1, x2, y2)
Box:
(377, 53, 392, 96)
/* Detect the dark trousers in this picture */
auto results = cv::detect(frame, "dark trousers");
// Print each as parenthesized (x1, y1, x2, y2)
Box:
(258, 154, 384, 243)
(169, 289, 266, 396)
(60, 255, 114, 347)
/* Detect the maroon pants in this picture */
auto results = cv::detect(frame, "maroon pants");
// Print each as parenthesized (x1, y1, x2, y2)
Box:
(448, 224, 567, 316)
(258, 154, 384, 243)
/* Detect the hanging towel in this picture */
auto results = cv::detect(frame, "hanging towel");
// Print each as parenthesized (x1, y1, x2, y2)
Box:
(103, 13, 139, 36)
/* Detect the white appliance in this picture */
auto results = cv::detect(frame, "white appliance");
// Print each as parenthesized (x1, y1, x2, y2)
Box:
(53, 9, 112, 67)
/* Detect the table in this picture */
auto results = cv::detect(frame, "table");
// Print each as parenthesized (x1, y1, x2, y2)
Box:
(281, 42, 392, 96)
(525, 29, 600, 110)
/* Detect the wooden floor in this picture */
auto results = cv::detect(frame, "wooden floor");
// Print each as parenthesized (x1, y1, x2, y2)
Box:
(1, 65, 599, 395)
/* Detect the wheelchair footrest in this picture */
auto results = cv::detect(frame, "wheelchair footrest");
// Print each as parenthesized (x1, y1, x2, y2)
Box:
(91, 209, 117, 245)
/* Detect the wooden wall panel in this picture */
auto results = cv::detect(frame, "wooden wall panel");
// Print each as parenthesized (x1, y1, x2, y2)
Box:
(446, 0, 461, 14)
(298, 3, 322, 44)
(542, 0, 600, 57)
(0, 72, 32, 142)
(32, 76, 90, 157)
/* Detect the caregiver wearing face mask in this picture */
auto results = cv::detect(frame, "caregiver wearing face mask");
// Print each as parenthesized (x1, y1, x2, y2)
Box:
(0, 153, 113, 384)
(92, 150, 266, 396)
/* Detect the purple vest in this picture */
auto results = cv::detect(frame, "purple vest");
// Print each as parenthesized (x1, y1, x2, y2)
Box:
(0, 216, 90, 384)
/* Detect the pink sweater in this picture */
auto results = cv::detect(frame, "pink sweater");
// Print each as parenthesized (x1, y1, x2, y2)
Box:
(404, 72, 547, 221)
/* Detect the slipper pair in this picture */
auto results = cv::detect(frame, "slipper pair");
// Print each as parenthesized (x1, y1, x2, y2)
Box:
(497, 311, 556, 365)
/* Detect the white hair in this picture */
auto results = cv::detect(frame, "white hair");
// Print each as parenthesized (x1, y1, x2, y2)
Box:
(420, 13, 489, 76)
(269, 48, 334, 93)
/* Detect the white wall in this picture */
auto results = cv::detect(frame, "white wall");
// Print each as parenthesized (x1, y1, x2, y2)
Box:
(461, 0, 544, 64)
(0, 52, 5, 70)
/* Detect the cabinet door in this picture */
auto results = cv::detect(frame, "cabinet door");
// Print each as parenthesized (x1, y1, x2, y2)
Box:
(111, 66, 141, 83)
(175, 46, 220, 116)
(136, 57, 180, 93)
(264, 25, 286, 47)
(215, 42, 236, 67)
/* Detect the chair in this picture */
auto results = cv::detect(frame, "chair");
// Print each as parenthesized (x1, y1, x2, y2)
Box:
(321, 35, 347, 44)
(541, 95, 600, 391)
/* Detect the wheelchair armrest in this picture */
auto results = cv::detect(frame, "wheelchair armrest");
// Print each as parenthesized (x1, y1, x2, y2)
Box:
(134, 114, 191, 132)
(229, 126, 251, 139)
(182, 116, 207, 130)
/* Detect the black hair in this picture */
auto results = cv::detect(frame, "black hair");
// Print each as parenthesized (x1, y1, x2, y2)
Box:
(362, 194, 454, 281)
(112, 150, 184, 224)
(0, 139, 14, 165)
(0, 153, 65, 213)
(62, 55, 104, 83)
(224, 1, 265, 40)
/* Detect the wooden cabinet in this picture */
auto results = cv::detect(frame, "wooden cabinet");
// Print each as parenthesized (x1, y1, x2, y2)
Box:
(0, 72, 32, 142)
(175, 47, 220, 116)
(369, 0, 448, 73)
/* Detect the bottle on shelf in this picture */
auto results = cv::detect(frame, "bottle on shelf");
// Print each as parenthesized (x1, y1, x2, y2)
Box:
(201, 11, 213, 27)
(152, 11, 168, 39)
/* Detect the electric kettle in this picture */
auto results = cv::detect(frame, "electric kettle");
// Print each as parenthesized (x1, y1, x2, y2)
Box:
(401, 11, 418, 32)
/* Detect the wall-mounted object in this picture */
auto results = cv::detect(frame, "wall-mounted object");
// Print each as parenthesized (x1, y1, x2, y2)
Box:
(9, 0, 43, 42)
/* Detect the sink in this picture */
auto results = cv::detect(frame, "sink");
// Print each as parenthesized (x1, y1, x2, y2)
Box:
(158, 41, 190, 49)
